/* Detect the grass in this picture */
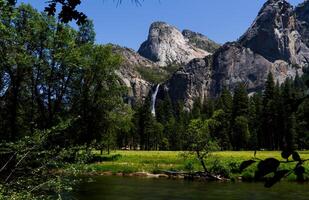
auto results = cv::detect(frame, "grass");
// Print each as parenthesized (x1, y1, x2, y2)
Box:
(66, 151, 309, 181)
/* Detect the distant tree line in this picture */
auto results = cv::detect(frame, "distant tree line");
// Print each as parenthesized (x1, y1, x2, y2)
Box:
(129, 70, 309, 151)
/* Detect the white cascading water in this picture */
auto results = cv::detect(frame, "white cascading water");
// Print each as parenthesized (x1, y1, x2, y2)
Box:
(151, 84, 160, 116)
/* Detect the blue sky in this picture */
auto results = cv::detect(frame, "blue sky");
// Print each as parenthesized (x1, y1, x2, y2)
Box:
(20, 0, 304, 50)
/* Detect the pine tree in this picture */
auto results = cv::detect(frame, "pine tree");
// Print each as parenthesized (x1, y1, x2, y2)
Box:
(232, 83, 249, 118)
(261, 72, 277, 149)
(263, 72, 275, 106)
(286, 114, 298, 150)
(296, 99, 309, 149)
(233, 116, 250, 150)
(248, 93, 262, 149)
(216, 87, 233, 115)
(230, 83, 249, 149)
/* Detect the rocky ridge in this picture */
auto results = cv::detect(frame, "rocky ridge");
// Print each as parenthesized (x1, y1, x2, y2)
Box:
(182, 29, 220, 53)
(159, 0, 309, 109)
(138, 22, 212, 67)
(115, 0, 309, 110)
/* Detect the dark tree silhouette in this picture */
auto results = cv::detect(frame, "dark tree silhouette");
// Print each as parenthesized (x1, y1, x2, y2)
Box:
(45, 0, 143, 24)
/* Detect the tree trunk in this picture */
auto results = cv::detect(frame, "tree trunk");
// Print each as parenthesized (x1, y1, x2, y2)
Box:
(196, 150, 208, 173)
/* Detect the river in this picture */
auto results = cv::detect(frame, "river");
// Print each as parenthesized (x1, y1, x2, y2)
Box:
(72, 176, 309, 200)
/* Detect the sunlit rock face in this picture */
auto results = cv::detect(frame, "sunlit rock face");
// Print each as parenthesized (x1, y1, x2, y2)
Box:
(161, 43, 298, 110)
(112, 0, 309, 109)
(138, 22, 211, 67)
(160, 0, 308, 110)
(182, 29, 220, 54)
(239, 0, 309, 67)
(112, 45, 154, 102)
(210, 43, 299, 97)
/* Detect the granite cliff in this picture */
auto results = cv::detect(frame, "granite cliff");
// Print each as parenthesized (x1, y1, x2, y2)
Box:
(115, 0, 309, 110)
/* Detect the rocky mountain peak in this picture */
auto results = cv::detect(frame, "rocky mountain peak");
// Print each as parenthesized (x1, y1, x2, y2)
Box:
(239, 0, 294, 62)
(138, 21, 211, 66)
(182, 29, 220, 53)
(239, 0, 309, 67)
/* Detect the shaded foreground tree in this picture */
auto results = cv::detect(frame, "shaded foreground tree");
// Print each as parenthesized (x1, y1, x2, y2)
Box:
(0, 2, 130, 198)
(240, 150, 309, 188)
(186, 119, 222, 180)
(1, 0, 145, 25)
(45, 0, 144, 24)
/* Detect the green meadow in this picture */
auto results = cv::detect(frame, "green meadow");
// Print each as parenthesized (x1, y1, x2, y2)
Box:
(67, 151, 309, 181)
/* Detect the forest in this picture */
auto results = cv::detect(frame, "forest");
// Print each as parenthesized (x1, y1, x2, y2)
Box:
(1, 1, 309, 199)
(135, 71, 309, 152)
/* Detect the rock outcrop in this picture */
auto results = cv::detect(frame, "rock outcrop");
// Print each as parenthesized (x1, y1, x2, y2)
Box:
(111, 0, 309, 109)
(163, 56, 213, 110)
(138, 22, 212, 66)
(160, 0, 308, 109)
(295, 0, 309, 47)
(210, 43, 299, 97)
(182, 29, 220, 53)
(239, 0, 309, 67)
(162, 43, 299, 109)
(112, 45, 154, 102)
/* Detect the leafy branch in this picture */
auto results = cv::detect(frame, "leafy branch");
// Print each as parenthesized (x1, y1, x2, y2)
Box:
(240, 150, 308, 188)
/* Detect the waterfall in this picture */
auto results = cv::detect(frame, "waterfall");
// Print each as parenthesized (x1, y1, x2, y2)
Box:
(151, 84, 160, 116)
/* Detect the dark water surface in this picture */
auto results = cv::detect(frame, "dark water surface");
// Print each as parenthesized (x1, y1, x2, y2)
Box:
(72, 176, 309, 200)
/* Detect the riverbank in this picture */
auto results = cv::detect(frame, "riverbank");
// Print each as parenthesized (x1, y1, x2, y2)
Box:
(62, 151, 309, 182)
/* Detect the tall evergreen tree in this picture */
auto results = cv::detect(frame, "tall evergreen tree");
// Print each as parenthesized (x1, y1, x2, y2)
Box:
(248, 93, 263, 149)
(231, 83, 249, 149)
(233, 116, 250, 150)
(261, 72, 277, 149)
(232, 83, 249, 118)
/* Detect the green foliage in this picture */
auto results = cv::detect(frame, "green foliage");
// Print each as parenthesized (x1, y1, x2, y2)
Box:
(233, 116, 250, 150)
(240, 150, 309, 187)
(136, 64, 180, 84)
(0, 3, 131, 198)
(232, 83, 249, 118)
(136, 67, 169, 84)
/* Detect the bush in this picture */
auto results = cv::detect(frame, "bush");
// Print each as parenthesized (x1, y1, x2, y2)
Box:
(209, 159, 230, 177)
(184, 160, 195, 172)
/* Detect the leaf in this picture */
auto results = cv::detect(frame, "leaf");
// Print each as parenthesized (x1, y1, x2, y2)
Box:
(292, 152, 301, 162)
(295, 166, 305, 181)
(239, 160, 256, 172)
(281, 150, 293, 160)
(255, 158, 280, 179)
(264, 170, 290, 188)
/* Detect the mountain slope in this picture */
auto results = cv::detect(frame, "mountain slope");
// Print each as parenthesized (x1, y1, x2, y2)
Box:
(160, 0, 308, 109)
(182, 29, 220, 53)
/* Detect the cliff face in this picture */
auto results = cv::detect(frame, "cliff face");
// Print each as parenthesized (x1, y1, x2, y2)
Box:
(163, 57, 213, 110)
(239, 0, 309, 67)
(112, 23, 218, 104)
(138, 22, 212, 67)
(210, 43, 299, 97)
(295, 0, 309, 47)
(112, 45, 154, 102)
(114, 0, 309, 109)
(160, 0, 308, 109)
